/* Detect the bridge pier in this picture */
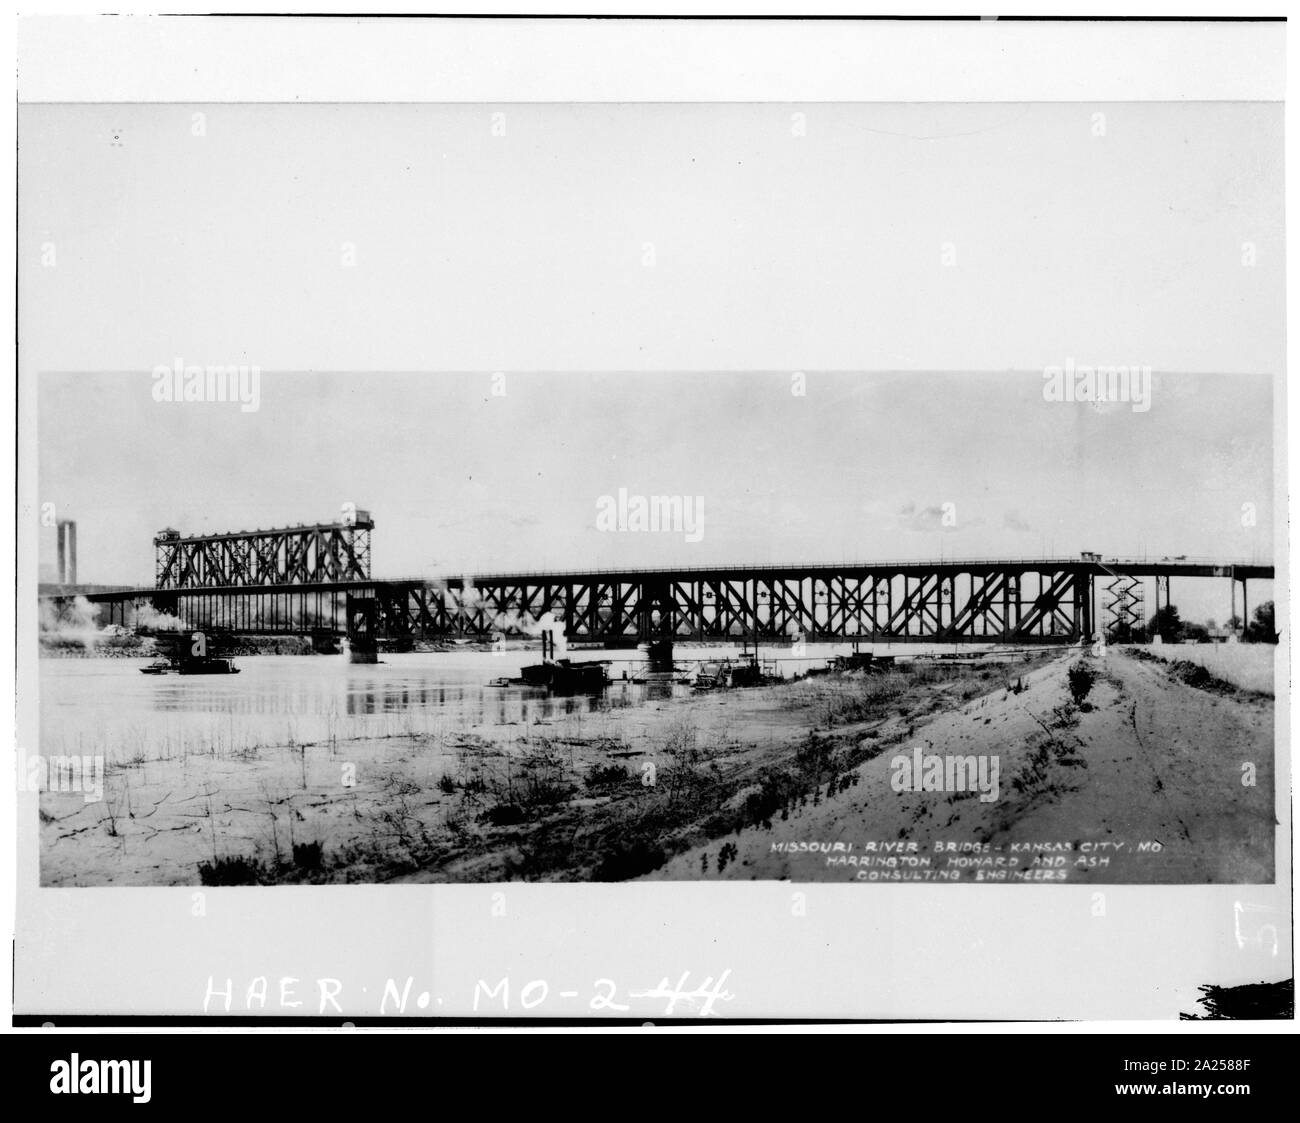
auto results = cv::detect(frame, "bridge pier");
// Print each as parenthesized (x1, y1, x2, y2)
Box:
(344, 591, 378, 663)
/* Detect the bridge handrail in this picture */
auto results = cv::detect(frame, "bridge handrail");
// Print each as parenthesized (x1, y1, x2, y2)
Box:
(401, 555, 1274, 584)
(58, 555, 1275, 598)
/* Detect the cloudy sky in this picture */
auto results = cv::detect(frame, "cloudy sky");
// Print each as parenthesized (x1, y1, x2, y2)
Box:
(24, 102, 1281, 620)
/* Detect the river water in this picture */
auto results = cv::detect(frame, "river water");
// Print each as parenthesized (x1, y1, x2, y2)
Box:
(39, 641, 987, 766)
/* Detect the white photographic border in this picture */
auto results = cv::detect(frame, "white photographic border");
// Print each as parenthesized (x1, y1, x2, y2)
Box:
(5, 6, 1293, 1031)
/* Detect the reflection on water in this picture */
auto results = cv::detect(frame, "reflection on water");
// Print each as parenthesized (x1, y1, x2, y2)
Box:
(38, 651, 702, 762)
(39, 642, 968, 762)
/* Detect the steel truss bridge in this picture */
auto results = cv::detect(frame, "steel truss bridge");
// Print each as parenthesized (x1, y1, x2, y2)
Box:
(46, 520, 1273, 646)
(153, 517, 372, 589)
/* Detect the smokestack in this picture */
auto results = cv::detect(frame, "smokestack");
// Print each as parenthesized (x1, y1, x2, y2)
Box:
(56, 519, 78, 586)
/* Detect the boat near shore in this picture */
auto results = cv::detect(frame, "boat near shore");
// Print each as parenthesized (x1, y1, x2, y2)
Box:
(138, 630, 241, 675)
(140, 657, 240, 676)
(497, 657, 609, 694)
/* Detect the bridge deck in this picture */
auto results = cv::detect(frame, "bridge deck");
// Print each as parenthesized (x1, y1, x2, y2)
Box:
(42, 556, 1274, 645)
(59, 556, 1276, 601)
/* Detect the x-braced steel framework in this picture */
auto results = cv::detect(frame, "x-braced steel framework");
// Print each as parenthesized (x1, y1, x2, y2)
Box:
(154, 517, 373, 590)
(1102, 575, 1145, 642)
(368, 564, 1095, 644)
(69, 544, 1271, 644)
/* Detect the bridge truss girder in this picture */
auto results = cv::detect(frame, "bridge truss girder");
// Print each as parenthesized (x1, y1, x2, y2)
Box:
(370, 565, 1095, 644)
(154, 520, 372, 590)
(62, 558, 1273, 645)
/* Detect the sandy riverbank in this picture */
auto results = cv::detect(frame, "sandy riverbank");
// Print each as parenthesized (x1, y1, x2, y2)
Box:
(650, 647, 1274, 883)
(38, 647, 1273, 886)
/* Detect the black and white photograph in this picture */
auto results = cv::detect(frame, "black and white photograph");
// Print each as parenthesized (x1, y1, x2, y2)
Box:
(33, 361, 1279, 887)
(28, 101, 1281, 888)
(8, 12, 1294, 1040)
